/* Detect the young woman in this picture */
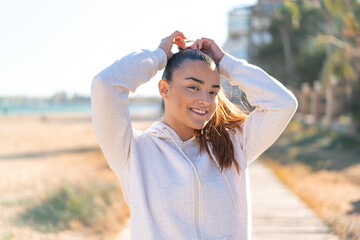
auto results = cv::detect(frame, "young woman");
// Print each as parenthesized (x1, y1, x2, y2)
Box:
(91, 30, 298, 240)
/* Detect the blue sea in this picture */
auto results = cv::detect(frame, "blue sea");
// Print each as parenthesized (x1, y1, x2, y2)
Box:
(0, 100, 162, 119)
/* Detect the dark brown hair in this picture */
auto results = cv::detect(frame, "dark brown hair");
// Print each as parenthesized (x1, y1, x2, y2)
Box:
(161, 48, 249, 175)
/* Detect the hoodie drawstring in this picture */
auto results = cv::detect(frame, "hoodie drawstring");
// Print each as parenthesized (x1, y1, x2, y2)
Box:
(163, 128, 202, 189)
(163, 127, 239, 210)
(208, 150, 239, 210)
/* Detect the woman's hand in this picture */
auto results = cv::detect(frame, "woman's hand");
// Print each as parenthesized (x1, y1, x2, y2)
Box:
(158, 30, 187, 61)
(190, 37, 225, 66)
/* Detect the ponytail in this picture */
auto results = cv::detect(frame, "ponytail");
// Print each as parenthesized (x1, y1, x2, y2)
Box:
(194, 90, 249, 175)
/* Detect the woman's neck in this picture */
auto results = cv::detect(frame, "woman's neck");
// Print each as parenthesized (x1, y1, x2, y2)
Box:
(161, 117, 194, 141)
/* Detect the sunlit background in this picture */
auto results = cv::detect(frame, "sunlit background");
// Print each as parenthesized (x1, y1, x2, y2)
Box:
(0, 0, 256, 98)
(1, 0, 360, 239)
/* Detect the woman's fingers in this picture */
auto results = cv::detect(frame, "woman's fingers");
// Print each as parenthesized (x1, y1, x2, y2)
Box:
(170, 30, 186, 40)
(169, 30, 186, 49)
(174, 36, 186, 49)
(190, 38, 211, 51)
(190, 39, 200, 50)
(173, 38, 183, 49)
(159, 30, 187, 60)
(188, 37, 225, 65)
(170, 31, 187, 47)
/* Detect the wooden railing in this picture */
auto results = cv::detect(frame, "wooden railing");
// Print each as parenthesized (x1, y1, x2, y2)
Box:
(288, 76, 356, 136)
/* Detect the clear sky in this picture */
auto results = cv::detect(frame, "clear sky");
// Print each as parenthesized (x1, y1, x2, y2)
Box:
(0, 0, 257, 98)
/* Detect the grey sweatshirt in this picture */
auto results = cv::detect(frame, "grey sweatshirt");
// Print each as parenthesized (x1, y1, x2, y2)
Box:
(90, 47, 298, 240)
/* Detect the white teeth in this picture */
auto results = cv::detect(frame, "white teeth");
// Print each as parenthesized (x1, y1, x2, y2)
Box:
(191, 108, 206, 114)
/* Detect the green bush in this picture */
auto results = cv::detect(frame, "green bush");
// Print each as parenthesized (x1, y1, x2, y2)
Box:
(0, 233, 14, 240)
(19, 182, 116, 232)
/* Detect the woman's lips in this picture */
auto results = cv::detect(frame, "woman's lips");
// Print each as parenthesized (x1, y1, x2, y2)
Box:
(189, 107, 207, 116)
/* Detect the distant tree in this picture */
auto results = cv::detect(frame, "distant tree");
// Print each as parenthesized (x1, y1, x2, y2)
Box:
(254, 0, 325, 88)
(275, 1, 300, 85)
(294, 37, 326, 87)
(318, 0, 360, 132)
(293, 1, 326, 87)
(318, 0, 359, 88)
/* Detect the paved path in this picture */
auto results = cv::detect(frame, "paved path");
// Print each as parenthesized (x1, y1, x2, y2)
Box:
(116, 160, 339, 240)
(250, 160, 338, 240)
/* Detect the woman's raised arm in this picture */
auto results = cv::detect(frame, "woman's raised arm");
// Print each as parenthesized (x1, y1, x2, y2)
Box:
(218, 53, 298, 165)
(90, 31, 187, 197)
(91, 47, 166, 198)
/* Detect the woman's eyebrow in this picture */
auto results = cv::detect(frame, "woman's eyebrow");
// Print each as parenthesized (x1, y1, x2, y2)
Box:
(185, 77, 220, 89)
(185, 77, 204, 84)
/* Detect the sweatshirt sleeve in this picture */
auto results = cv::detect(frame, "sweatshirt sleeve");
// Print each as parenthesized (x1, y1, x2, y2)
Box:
(90, 47, 167, 192)
(218, 53, 298, 165)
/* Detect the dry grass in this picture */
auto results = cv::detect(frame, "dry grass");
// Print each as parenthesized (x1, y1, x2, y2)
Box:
(0, 114, 150, 240)
(263, 120, 360, 240)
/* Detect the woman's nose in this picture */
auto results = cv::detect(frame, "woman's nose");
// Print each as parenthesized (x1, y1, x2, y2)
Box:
(198, 93, 211, 106)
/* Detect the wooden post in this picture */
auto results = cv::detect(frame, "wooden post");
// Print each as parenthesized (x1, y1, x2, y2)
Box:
(300, 82, 311, 120)
(325, 75, 338, 126)
(311, 81, 321, 122)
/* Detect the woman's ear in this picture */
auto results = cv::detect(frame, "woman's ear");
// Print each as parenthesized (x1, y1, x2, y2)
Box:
(158, 79, 169, 99)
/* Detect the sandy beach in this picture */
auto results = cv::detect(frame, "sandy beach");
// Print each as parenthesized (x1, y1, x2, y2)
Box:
(0, 114, 154, 240)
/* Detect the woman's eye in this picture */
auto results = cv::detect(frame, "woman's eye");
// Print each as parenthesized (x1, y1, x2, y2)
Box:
(188, 86, 199, 91)
(210, 91, 218, 96)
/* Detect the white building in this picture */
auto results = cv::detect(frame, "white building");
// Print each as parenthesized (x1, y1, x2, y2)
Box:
(222, 0, 284, 61)
(222, 7, 251, 60)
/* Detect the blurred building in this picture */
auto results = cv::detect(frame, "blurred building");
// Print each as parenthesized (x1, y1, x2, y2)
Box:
(223, 0, 320, 59)
(222, 0, 284, 60)
(222, 7, 251, 60)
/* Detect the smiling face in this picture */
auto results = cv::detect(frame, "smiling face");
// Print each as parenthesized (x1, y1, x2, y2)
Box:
(159, 59, 220, 141)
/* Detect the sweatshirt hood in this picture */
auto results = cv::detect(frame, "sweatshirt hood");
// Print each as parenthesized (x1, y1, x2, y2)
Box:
(145, 121, 196, 146)
(145, 120, 240, 210)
